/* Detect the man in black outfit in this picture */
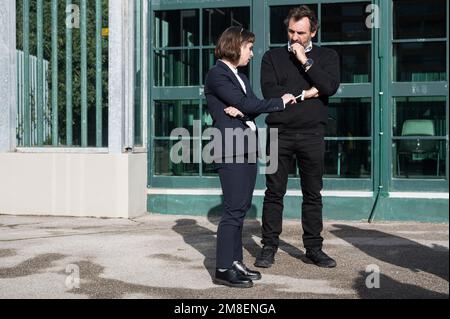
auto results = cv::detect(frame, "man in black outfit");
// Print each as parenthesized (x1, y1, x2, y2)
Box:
(255, 5, 340, 268)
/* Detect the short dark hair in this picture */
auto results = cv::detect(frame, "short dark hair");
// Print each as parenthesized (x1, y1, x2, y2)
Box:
(284, 5, 319, 33)
(215, 26, 255, 63)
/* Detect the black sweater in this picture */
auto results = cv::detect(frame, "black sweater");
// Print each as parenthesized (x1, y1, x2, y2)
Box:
(260, 45, 340, 133)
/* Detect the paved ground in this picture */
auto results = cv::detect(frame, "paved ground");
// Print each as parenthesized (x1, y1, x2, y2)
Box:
(0, 214, 448, 299)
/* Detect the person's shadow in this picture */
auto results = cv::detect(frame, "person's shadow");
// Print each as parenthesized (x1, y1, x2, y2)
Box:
(353, 271, 448, 299)
(172, 219, 217, 281)
(330, 224, 449, 282)
(207, 200, 307, 263)
(172, 200, 310, 282)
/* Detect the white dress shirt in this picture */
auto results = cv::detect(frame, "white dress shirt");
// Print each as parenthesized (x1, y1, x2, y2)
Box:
(220, 59, 247, 94)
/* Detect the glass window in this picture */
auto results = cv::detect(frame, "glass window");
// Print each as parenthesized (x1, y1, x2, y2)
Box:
(393, 0, 446, 40)
(324, 141, 371, 178)
(393, 97, 446, 137)
(326, 98, 372, 179)
(202, 102, 214, 131)
(392, 97, 447, 178)
(154, 10, 199, 48)
(321, 2, 371, 42)
(269, 4, 318, 45)
(328, 45, 371, 83)
(154, 100, 199, 137)
(393, 139, 446, 178)
(393, 42, 446, 82)
(154, 49, 199, 86)
(327, 98, 371, 137)
(203, 7, 250, 46)
(201, 101, 218, 177)
(202, 49, 249, 84)
(202, 139, 218, 176)
(154, 140, 199, 176)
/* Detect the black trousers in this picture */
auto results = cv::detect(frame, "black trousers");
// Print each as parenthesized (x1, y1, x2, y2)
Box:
(262, 130, 325, 250)
(216, 161, 257, 269)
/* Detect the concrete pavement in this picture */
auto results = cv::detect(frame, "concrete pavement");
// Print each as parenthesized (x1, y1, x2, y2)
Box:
(0, 213, 448, 299)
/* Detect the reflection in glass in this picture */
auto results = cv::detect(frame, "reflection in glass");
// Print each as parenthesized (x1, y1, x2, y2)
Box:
(393, 97, 446, 137)
(324, 141, 371, 178)
(202, 102, 214, 130)
(327, 98, 371, 137)
(321, 2, 371, 42)
(154, 100, 199, 137)
(154, 140, 199, 176)
(269, 5, 318, 44)
(203, 7, 250, 46)
(328, 45, 371, 83)
(154, 50, 199, 86)
(202, 49, 249, 84)
(393, 0, 446, 40)
(154, 10, 199, 47)
(393, 139, 445, 178)
(393, 97, 447, 179)
(394, 42, 446, 82)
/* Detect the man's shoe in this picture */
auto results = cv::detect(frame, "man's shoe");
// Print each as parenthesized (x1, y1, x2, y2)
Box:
(213, 269, 253, 288)
(305, 249, 337, 268)
(232, 261, 262, 281)
(254, 245, 277, 268)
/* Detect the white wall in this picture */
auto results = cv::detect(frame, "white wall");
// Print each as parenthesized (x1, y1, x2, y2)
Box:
(0, 153, 147, 219)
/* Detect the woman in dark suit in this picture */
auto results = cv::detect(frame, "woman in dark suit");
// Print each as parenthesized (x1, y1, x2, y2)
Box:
(204, 26, 296, 288)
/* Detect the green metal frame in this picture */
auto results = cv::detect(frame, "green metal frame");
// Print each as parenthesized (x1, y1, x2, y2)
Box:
(148, 0, 252, 189)
(147, 0, 449, 194)
(383, 0, 449, 192)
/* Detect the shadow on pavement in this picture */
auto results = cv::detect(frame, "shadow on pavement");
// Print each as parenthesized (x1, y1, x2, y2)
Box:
(331, 224, 449, 298)
(207, 202, 306, 263)
(172, 219, 217, 281)
(0, 253, 67, 279)
(330, 224, 449, 281)
(353, 271, 448, 299)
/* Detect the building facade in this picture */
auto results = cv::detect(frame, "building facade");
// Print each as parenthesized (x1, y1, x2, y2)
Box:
(0, 0, 448, 221)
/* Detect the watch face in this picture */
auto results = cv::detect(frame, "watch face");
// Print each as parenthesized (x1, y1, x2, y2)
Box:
(303, 58, 313, 69)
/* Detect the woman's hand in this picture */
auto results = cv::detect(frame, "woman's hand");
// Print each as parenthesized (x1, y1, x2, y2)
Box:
(224, 106, 245, 118)
(281, 93, 297, 105)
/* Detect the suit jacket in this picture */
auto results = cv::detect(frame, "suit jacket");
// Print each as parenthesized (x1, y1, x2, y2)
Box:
(204, 60, 284, 161)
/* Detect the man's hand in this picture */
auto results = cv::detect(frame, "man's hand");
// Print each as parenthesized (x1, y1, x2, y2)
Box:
(224, 106, 244, 118)
(304, 87, 319, 99)
(291, 43, 308, 65)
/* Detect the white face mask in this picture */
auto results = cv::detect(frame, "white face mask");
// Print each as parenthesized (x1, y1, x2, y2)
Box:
(287, 41, 313, 53)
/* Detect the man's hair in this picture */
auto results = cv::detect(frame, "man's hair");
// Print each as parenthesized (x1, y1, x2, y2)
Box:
(284, 5, 319, 33)
(215, 26, 255, 63)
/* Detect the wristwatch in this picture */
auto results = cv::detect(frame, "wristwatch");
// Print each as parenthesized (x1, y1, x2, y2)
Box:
(302, 58, 314, 70)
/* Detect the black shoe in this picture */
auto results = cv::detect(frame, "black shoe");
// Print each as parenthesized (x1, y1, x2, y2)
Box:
(305, 249, 337, 268)
(254, 245, 277, 268)
(213, 269, 253, 288)
(232, 261, 262, 280)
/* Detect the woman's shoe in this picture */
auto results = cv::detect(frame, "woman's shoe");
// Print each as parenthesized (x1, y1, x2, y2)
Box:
(232, 261, 262, 280)
(213, 268, 253, 288)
